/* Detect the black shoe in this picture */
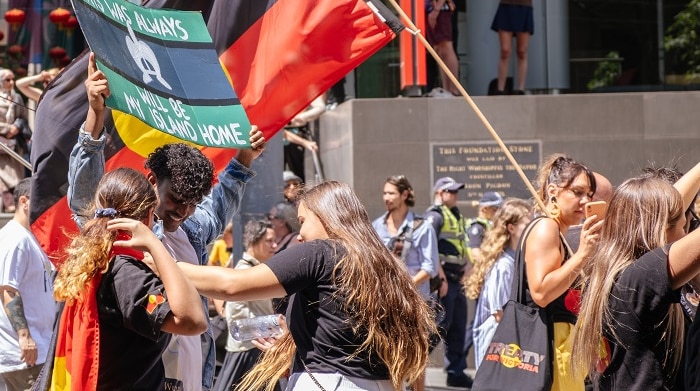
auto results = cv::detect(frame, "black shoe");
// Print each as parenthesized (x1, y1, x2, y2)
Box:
(446, 372, 473, 388)
(513, 89, 526, 95)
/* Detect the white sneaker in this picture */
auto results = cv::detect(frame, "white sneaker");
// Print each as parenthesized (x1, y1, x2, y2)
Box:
(428, 87, 454, 98)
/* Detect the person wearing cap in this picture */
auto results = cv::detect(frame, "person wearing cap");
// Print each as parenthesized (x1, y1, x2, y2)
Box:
(465, 191, 504, 265)
(282, 171, 303, 205)
(425, 176, 473, 388)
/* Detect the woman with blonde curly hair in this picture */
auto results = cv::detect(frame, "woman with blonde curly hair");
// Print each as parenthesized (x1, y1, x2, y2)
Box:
(52, 168, 206, 390)
(464, 198, 532, 369)
(572, 167, 700, 390)
(177, 181, 436, 391)
(523, 153, 603, 391)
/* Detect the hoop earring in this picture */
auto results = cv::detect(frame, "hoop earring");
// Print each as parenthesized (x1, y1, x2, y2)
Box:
(547, 198, 560, 219)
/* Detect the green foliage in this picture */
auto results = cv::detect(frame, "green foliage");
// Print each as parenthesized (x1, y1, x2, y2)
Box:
(665, 0, 700, 75)
(587, 51, 622, 91)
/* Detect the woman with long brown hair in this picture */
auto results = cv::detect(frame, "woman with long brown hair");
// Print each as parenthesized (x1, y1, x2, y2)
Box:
(572, 165, 700, 390)
(176, 181, 436, 391)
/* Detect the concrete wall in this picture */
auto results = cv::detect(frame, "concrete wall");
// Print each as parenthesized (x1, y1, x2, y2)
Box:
(318, 92, 700, 220)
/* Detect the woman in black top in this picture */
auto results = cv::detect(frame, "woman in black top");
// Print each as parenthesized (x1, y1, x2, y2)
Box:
(178, 181, 436, 391)
(573, 165, 700, 390)
(52, 168, 206, 390)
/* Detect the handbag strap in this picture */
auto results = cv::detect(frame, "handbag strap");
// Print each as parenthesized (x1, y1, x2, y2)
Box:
(298, 352, 328, 391)
(511, 216, 544, 304)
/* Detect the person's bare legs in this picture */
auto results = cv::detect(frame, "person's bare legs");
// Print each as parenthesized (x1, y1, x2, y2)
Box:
(435, 40, 460, 95)
(497, 30, 513, 92)
(515, 31, 531, 91)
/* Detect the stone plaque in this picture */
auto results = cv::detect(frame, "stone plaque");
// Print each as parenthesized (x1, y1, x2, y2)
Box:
(431, 141, 541, 203)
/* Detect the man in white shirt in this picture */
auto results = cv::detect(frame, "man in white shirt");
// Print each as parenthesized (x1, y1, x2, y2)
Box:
(0, 178, 56, 391)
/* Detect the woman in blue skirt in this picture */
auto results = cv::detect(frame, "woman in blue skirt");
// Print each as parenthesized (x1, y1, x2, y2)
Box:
(491, 0, 534, 95)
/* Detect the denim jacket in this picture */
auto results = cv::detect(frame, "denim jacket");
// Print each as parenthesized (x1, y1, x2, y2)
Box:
(67, 128, 255, 391)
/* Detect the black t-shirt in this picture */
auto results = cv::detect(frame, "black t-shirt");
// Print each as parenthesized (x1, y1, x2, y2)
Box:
(265, 240, 390, 379)
(598, 246, 684, 391)
(96, 255, 172, 391)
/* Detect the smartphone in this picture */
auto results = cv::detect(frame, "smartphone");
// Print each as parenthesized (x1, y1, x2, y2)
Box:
(585, 201, 607, 219)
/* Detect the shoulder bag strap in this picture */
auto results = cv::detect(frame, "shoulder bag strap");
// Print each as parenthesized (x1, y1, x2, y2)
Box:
(512, 216, 545, 304)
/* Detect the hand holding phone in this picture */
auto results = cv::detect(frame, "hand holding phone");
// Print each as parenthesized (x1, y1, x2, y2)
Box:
(585, 201, 607, 219)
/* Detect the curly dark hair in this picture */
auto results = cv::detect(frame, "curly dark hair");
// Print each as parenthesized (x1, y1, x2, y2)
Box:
(144, 143, 215, 204)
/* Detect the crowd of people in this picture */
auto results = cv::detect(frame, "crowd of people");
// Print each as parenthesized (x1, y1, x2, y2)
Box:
(2, 51, 700, 391)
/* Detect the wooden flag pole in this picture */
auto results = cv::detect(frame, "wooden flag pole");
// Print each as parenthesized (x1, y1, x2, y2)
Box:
(385, 0, 548, 215)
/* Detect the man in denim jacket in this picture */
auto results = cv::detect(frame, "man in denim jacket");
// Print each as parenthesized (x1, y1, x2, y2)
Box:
(67, 53, 267, 391)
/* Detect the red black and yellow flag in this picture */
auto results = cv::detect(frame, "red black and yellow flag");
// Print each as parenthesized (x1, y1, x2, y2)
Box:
(50, 275, 102, 391)
(30, 0, 403, 263)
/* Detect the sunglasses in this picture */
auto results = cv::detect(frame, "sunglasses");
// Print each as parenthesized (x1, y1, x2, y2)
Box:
(3, 78, 13, 82)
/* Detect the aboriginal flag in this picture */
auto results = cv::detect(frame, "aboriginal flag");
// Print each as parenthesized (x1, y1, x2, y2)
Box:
(50, 275, 102, 391)
(30, 0, 403, 262)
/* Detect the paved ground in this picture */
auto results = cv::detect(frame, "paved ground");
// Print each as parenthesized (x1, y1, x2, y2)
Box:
(0, 348, 475, 391)
(424, 342, 477, 390)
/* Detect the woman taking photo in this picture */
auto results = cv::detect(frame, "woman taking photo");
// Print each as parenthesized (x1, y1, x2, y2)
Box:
(523, 154, 603, 391)
(175, 181, 436, 391)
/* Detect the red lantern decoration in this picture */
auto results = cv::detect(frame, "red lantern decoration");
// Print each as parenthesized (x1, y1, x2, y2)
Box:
(49, 7, 71, 29)
(4, 8, 26, 31)
(48, 46, 67, 60)
(8, 44, 24, 57)
(64, 15, 79, 30)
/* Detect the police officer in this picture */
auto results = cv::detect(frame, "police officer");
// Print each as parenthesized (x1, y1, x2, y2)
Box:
(425, 177, 473, 388)
(465, 191, 504, 264)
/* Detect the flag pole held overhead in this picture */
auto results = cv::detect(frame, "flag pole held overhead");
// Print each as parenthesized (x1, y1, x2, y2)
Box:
(385, 0, 547, 214)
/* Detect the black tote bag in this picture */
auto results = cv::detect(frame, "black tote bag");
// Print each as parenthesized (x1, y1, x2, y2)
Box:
(471, 218, 553, 391)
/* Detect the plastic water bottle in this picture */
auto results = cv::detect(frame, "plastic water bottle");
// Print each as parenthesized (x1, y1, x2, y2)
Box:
(229, 314, 284, 341)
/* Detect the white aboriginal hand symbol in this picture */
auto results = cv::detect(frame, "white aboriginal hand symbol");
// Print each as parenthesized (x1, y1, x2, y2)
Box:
(125, 21, 172, 90)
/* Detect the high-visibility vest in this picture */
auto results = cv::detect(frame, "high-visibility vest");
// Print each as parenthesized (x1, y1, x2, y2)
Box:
(431, 204, 467, 261)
